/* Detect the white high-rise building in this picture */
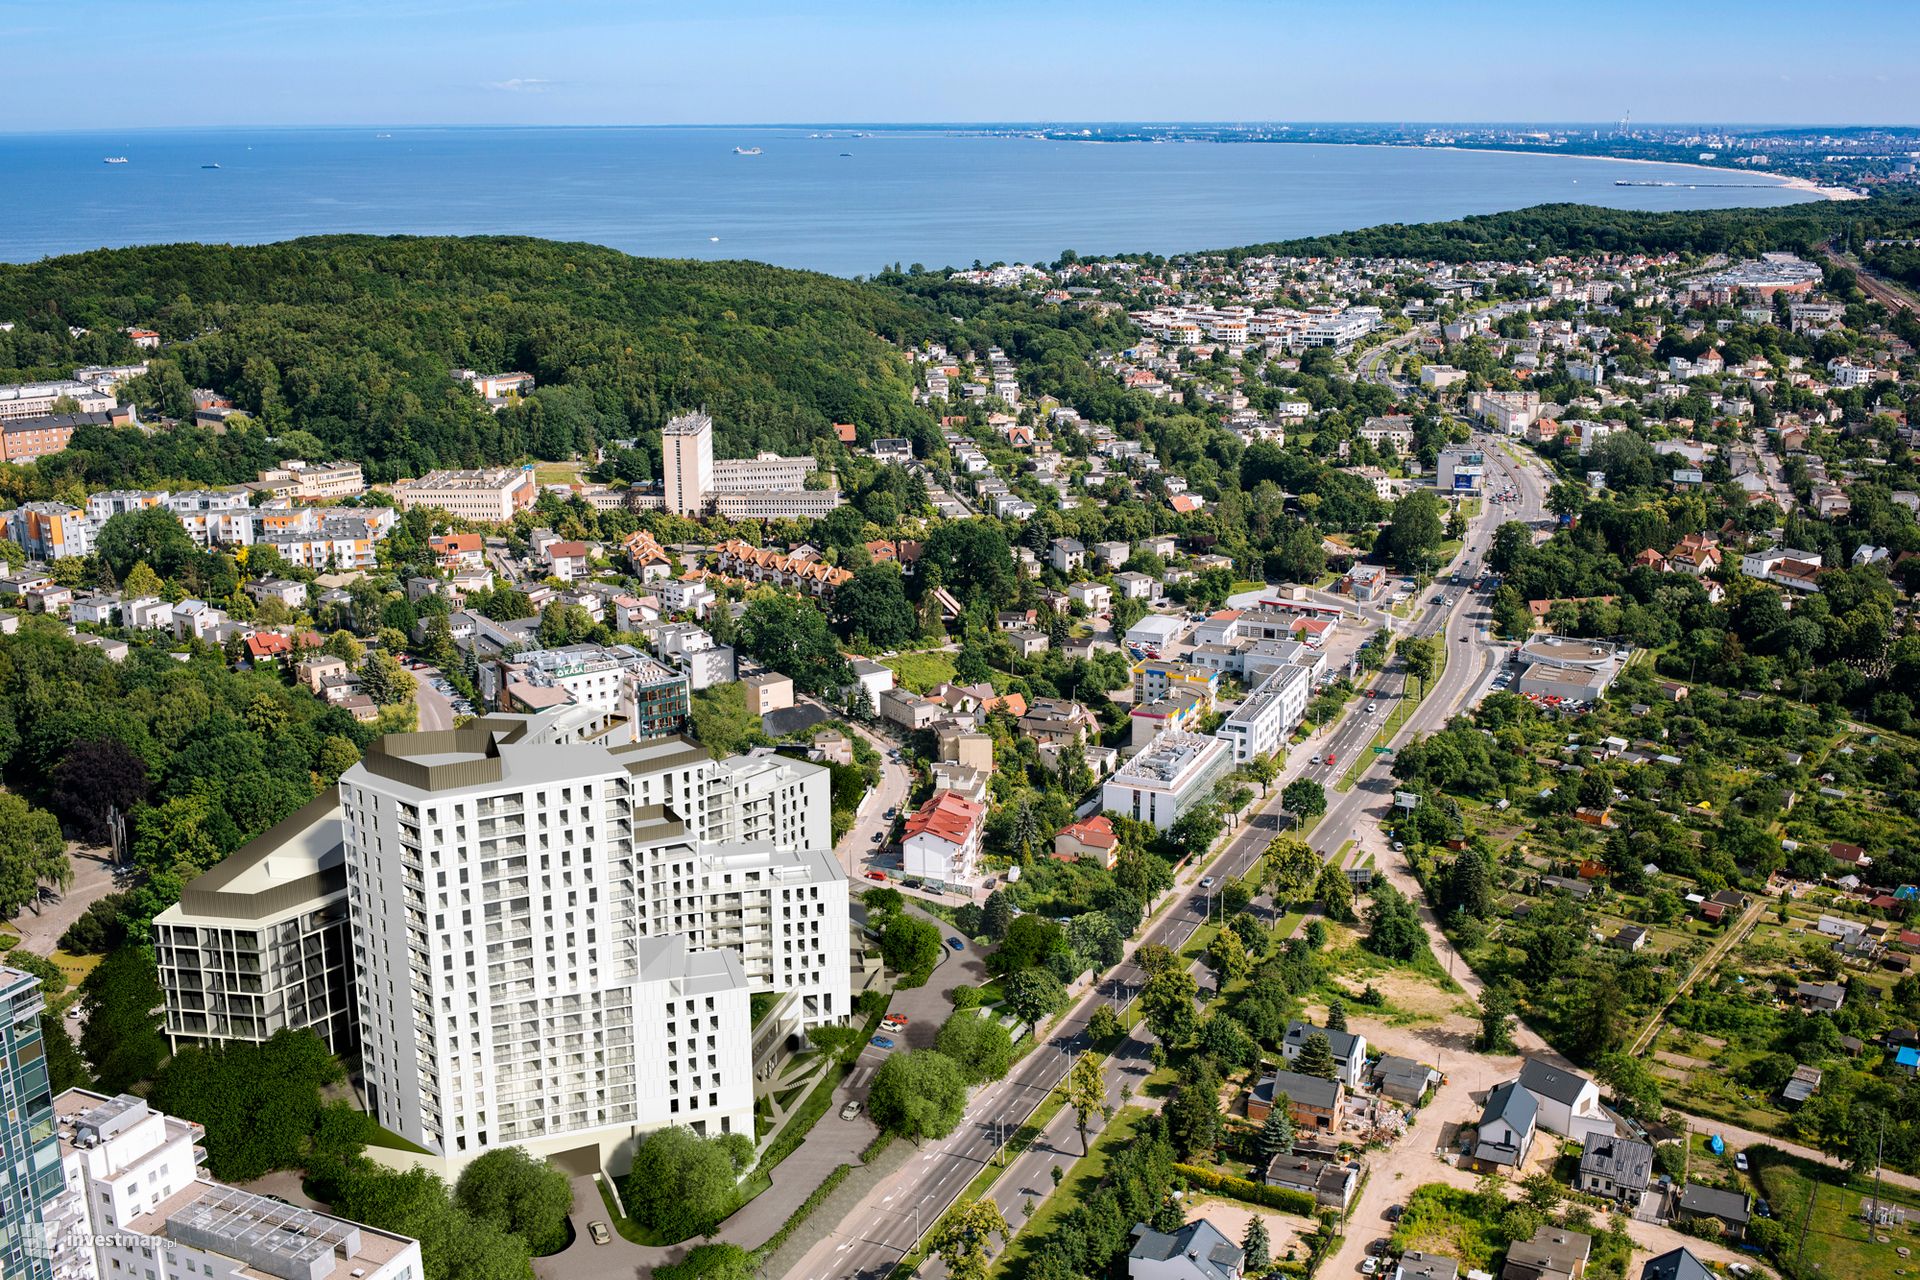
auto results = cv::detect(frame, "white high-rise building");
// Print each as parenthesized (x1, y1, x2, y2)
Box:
(661, 411, 714, 516)
(339, 711, 845, 1173)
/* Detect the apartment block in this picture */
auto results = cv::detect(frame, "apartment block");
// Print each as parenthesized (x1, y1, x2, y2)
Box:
(153, 791, 358, 1055)
(0, 381, 114, 423)
(1217, 663, 1312, 764)
(0, 967, 62, 1280)
(5, 503, 95, 560)
(391, 467, 538, 522)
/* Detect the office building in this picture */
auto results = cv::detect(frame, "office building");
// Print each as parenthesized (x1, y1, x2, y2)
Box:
(391, 468, 537, 522)
(1217, 664, 1312, 764)
(1102, 731, 1233, 831)
(661, 411, 842, 519)
(153, 792, 358, 1055)
(338, 711, 845, 1172)
(0, 966, 61, 1280)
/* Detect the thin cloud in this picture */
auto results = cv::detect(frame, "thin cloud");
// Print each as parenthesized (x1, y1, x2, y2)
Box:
(485, 77, 552, 93)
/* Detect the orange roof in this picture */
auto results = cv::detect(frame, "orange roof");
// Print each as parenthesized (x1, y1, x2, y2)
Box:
(903, 790, 984, 846)
(244, 632, 293, 659)
(547, 540, 590, 559)
(1208, 609, 1242, 621)
(1171, 495, 1203, 513)
(1058, 815, 1118, 850)
(833, 422, 858, 443)
(431, 533, 482, 554)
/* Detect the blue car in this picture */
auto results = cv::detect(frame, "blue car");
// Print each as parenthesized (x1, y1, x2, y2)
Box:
(947, 937, 965, 951)
(869, 1035, 895, 1050)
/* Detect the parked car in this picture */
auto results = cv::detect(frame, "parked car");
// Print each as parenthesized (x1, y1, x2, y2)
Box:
(882, 1014, 908, 1028)
(869, 1035, 895, 1050)
(1735, 1152, 1749, 1172)
(588, 1222, 612, 1247)
(840, 1100, 863, 1120)
(865, 870, 887, 881)
(1385, 1204, 1404, 1222)
(947, 936, 965, 951)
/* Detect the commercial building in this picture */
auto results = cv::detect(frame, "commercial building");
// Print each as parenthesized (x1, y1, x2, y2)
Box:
(1513, 637, 1624, 703)
(0, 380, 115, 423)
(1216, 664, 1311, 764)
(0, 966, 62, 1280)
(712, 489, 845, 520)
(1102, 731, 1233, 831)
(254, 461, 366, 502)
(662, 411, 841, 519)
(153, 791, 358, 1055)
(338, 711, 846, 1172)
(392, 467, 538, 522)
(1437, 448, 1485, 493)
(489, 644, 691, 741)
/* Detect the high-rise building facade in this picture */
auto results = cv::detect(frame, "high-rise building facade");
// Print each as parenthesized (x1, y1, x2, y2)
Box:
(0, 967, 61, 1280)
(337, 712, 845, 1173)
(661, 412, 714, 517)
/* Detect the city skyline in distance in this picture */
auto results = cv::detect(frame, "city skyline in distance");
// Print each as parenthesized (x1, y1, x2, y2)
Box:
(1, 0, 1914, 133)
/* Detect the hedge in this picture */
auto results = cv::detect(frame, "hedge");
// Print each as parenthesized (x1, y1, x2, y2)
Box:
(1173, 1163, 1320, 1216)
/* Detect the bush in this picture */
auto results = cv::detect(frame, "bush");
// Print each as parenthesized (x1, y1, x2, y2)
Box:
(1172, 1163, 1318, 1216)
(622, 1126, 749, 1241)
(453, 1148, 574, 1257)
(58, 892, 137, 955)
(934, 1011, 1013, 1083)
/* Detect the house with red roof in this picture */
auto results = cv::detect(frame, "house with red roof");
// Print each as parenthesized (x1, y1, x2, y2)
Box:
(429, 533, 485, 571)
(1053, 816, 1119, 869)
(902, 790, 985, 887)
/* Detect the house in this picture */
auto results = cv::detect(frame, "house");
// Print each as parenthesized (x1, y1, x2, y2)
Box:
(1574, 1136, 1653, 1202)
(1373, 1055, 1440, 1105)
(1639, 1249, 1712, 1280)
(1113, 570, 1161, 601)
(1394, 1254, 1460, 1280)
(1612, 926, 1650, 952)
(245, 578, 309, 609)
(1502, 1226, 1591, 1280)
(1473, 1081, 1537, 1171)
(429, 533, 485, 571)
(1674, 1185, 1749, 1240)
(1050, 537, 1087, 574)
(1782, 1063, 1822, 1104)
(1247, 1069, 1344, 1132)
(1127, 1219, 1243, 1280)
(1281, 1021, 1368, 1089)
(1263, 1153, 1360, 1212)
(1008, 627, 1049, 658)
(1796, 980, 1845, 1011)
(902, 790, 985, 887)
(544, 540, 592, 582)
(1068, 581, 1112, 612)
(1515, 1059, 1604, 1137)
(1054, 816, 1120, 869)
(743, 672, 795, 717)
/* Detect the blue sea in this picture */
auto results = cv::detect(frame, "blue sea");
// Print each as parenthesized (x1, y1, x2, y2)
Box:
(0, 126, 1821, 276)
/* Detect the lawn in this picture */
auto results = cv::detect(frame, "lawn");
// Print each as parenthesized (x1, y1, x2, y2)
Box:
(1753, 1146, 1920, 1279)
(532, 461, 583, 484)
(881, 651, 958, 693)
(1388, 1183, 1507, 1272)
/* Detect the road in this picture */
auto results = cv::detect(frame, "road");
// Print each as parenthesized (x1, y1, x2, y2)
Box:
(411, 665, 458, 731)
(824, 713, 914, 879)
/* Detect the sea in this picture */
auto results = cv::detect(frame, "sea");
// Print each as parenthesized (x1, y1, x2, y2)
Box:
(0, 126, 1822, 277)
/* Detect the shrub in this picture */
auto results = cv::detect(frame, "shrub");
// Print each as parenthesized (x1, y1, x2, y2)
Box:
(1172, 1163, 1318, 1216)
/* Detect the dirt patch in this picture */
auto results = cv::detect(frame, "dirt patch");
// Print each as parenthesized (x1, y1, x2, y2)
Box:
(1183, 1197, 1310, 1261)
(1656, 1051, 1712, 1071)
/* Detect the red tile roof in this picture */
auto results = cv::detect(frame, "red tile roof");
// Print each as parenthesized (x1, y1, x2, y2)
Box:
(903, 790, 983, 846)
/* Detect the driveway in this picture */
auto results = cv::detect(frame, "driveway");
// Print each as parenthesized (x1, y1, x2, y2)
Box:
(4, 847, 126, 954)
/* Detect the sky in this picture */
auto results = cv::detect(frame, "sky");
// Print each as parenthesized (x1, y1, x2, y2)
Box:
(3, 0, 1915, 132)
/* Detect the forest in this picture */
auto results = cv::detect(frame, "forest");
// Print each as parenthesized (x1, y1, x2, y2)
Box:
(0, 236, 940, 486)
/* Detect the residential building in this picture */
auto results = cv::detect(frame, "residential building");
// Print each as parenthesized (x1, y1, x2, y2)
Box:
(1053, 816, 1119, 869)
(1674, 1185, 1749, 1240)
(0, 966, 62, 1280)
(1502, 1226, 1591, 1280)
(392, 467, 537, 521)
(1281, 1020, 1368, 1089)
(1103, 731, 1233, 831)
(338, 714, 846, 1172)
(744, 672, 794, 716)
(1127, 1219, 1243, 1280)
(902, 790, 986, 887)
(1217, 664, 1311, 765)
(652, 623, 735, 691)
(1395, 1254, 1460, 1280)
(1574, 1136, 1653, 1202)
(1515, 1059, 1605, 1137)
(1472, 1080, 1537, 1171)
(1016, 698, 1099, 748)
(704, 753, 832, 852)
(1373, 1055, 1439, 1104)
(153, 791, 358, 1054)
(1246, 1068, 1343, 1132)
(1265, 1154, 1360, 1213)
(0, 379, 115, 422)
(711, 541, 852, 598)
(1639, 1249, 1712, 1280)
(1, 411, 109, 463)
(5, 503, 94, 560)
(1132, 658, 1218, 709)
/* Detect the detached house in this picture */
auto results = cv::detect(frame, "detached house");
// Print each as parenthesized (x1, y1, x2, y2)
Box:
(1280, 1021, 1368, 1089)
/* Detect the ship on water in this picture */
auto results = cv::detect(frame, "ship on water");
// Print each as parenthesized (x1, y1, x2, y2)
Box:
(733, 146, 762, 155)
(103, 156, 128, 164)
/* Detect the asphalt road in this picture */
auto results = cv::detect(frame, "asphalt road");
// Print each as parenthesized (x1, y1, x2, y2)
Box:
(793, 413, 1557, 1280)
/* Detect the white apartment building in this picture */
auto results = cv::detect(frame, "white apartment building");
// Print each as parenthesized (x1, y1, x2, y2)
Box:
(255, 461, 366, 502)
(0, 380, 115, 422)
(1102, 730, 1233, 831)
(153, 792, 358, 1055)
(711, 453, 817, 491)
(705, 753, 832, 852)
(662, 411, 715, 516)
(339, 712, 845, 1172)
(391, 467, 537, 522)
(1216, 664, 1312, 765)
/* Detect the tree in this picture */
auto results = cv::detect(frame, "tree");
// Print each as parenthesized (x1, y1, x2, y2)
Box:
(1258, 1100, 1295, 1159)
(96, 506, 203, 582)
(880, 915, 943, 978)
(1365, 882, 1426, 962)
(990, 915, 1067, 976)
(150, 1030, 343, 1182)
(1243, 1216, 1272, 1271)
(1295, 1032, 1338, 1082)
(980, 890, 1013, 941)
(1381, 490, 1446, 573)
(1088, 1003, 1124, 1044)
(454, 1148, 574, 1257)
(738, 591, 851, 694)
(869, 1050, 968, 1140)
(622, 1125, 742, 1241)
(331, 1163, 531, 1280)
(1282, 778, 1326, 823)
(1402, 635, 1440, 698)
(360, 652, 416, 705)
(935, 1011, 1014, 1083)
(0, 793, 71, 920)
(1004, 969, 1067, 1033)
(1315, 863, 1355, 923)
(40, 1012, 88, 1092)
(79, 948, 170, 1093)
(121, 560, 165, 599)
(1165, 1059, 1222, 1158)
(1326, 997, 1348, 1032)
(1478, 986, 1516, 1053)
(930, 1197, 1008, 1280)
(1065, 1051, 1106, 1155)
(832, 563, 918, 650)
(1265, 835, 1320, 902)
(1208, 928, 1251, 983)
(1140, 967, 1198, 1047)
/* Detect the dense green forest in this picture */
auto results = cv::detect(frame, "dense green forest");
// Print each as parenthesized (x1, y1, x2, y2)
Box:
(0, 237, 938, 484)
(1222, 189, 1920, 264)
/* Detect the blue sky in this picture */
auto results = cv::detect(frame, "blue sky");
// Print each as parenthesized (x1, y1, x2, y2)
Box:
(3, 0, 1914, 131)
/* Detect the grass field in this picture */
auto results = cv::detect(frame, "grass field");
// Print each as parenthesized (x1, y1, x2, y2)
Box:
(532, 461, 583, 484)
(1754, 1146, 1920, 1279)
(881, 651, 958, 693)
